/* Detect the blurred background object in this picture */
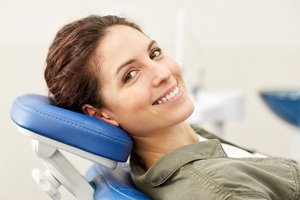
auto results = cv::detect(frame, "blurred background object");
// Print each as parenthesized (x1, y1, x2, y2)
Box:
(260, 90, 300, 162)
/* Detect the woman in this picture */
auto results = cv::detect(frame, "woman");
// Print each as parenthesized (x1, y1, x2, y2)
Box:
(45, 15, 300, 199)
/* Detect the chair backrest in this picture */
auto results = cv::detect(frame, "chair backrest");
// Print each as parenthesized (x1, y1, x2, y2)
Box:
(10, 94, 133, 164)
(10, 94, 150, 200)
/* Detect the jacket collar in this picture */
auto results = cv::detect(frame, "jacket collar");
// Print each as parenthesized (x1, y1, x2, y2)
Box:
(130, 139, 227, 187)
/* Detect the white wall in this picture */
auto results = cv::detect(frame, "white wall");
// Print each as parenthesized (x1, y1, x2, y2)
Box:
(1, 0, 299, 199)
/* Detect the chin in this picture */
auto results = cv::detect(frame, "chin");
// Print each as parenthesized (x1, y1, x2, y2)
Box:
(176, 97, 195, 123)
(184, 98, 195, 118)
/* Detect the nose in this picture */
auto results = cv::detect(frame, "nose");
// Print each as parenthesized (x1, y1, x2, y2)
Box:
(150, 62, 172, 87)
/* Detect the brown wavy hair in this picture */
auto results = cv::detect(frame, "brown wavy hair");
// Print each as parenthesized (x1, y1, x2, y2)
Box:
(45, 15, 142, 113)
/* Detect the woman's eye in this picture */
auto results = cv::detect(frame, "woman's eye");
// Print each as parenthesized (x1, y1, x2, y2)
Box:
(124, 70, 137, 82)
(150, 48, 162, 59)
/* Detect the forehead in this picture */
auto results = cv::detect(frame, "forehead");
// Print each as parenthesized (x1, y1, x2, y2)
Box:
(96, 25, 150, 70)
(100, 25, 149, 55)
(95, 25, 150, 83)
(106, 25, 146, 41)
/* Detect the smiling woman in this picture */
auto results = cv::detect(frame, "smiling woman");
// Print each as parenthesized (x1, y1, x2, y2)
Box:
(84, 25, 194, 138)
(45, 15, 300, 199)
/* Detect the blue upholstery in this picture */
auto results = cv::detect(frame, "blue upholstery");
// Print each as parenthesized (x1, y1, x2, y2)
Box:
(260, 90, 300, 128)
(86, 163, 150, 199)
(10, 94, 132, 162)
(10, 94, 151, 199)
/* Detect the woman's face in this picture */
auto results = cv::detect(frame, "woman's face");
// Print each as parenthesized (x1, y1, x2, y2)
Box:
(95, 25, 194, 136)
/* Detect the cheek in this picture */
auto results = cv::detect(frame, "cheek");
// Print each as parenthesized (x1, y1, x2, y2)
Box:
(108, 87, 150, 116)
(122, 88, 150, 110)
(111, 96, 152, 134)
(164, 58, 182, 76)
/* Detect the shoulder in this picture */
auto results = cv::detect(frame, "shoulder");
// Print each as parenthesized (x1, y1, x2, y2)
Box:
(132, 156, 300, 199)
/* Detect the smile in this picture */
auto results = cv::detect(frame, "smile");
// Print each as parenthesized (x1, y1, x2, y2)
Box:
(154, 86, 180, 105)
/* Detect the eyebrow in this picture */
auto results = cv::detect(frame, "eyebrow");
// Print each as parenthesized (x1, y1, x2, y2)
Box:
(116, 40, 157, 74)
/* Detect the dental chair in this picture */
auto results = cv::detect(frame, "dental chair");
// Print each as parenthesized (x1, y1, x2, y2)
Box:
(10, 94, 151, 200)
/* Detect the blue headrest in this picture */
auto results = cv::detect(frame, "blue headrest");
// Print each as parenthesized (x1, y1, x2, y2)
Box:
(10, 94, 133, 162)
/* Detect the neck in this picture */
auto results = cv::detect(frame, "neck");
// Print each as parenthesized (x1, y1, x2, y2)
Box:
(131, 122, 199, 170)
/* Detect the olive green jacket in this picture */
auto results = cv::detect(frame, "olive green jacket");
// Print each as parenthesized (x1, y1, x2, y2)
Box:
(130, 128, 300, 200)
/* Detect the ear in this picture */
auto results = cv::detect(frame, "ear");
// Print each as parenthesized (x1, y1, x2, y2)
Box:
(81, 104, 119, 127)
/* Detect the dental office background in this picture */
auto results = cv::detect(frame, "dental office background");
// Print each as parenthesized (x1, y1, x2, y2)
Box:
(1, 0, 299, 199)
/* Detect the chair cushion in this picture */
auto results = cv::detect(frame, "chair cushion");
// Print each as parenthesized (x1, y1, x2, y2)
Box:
(86, 163, 151, 200)
(10, 94, 133, 162)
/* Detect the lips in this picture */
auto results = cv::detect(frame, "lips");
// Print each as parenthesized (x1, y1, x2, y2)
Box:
(153, 86, 180, 105)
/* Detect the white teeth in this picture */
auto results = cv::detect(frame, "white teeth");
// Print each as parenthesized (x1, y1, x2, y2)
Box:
(157, 86, 179, 104)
